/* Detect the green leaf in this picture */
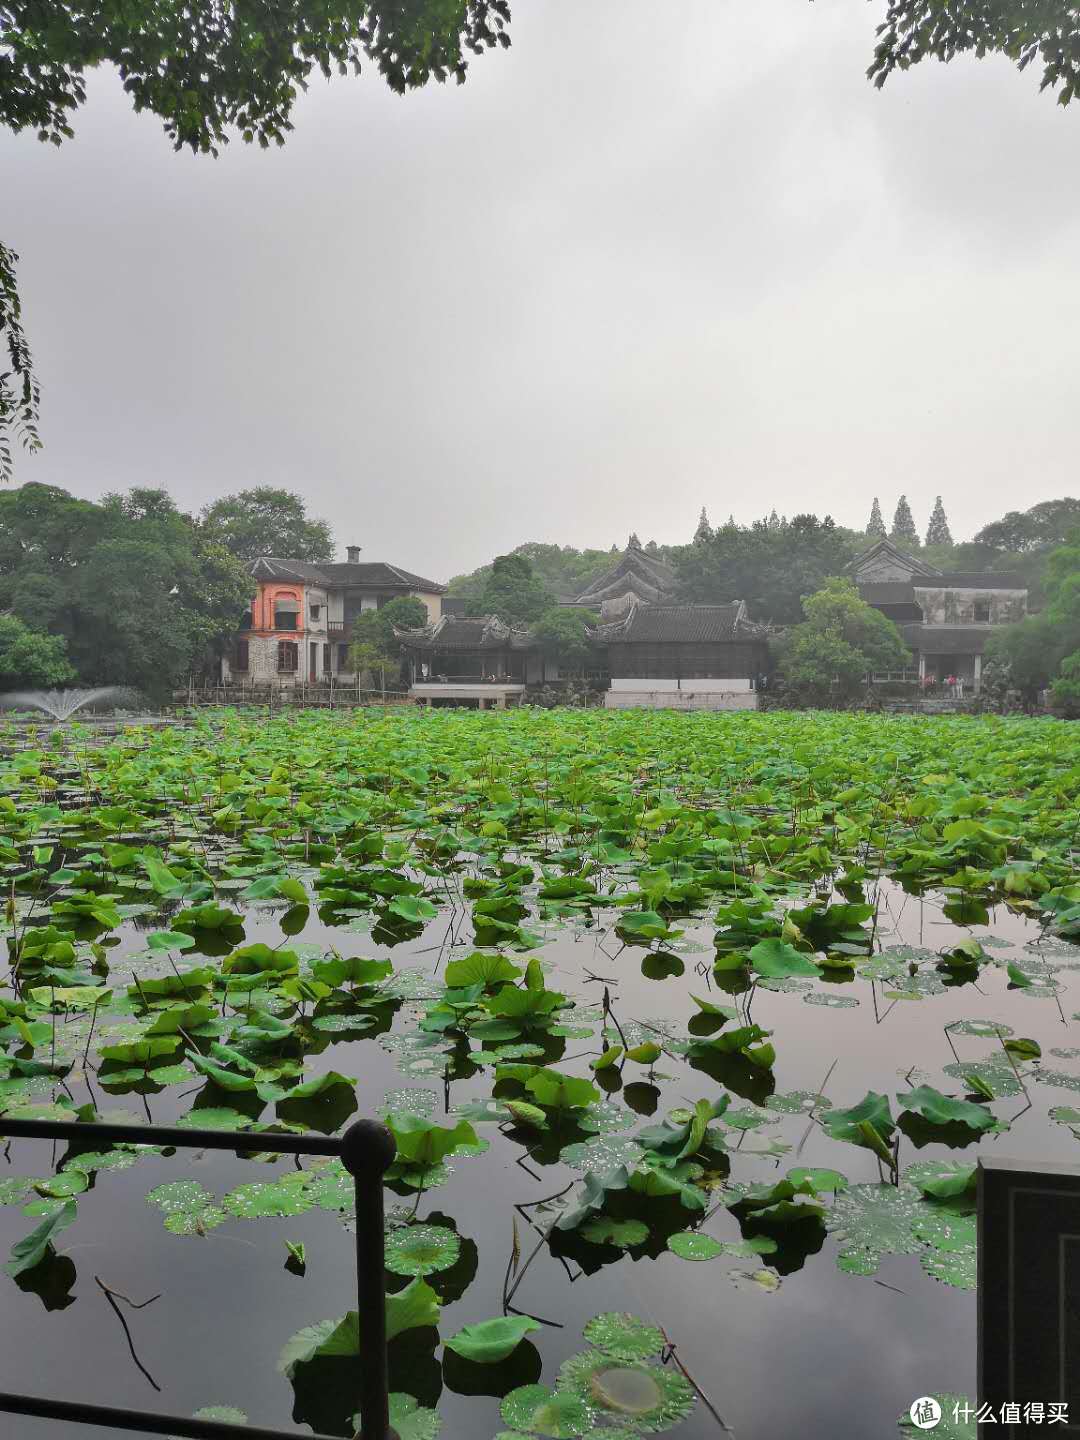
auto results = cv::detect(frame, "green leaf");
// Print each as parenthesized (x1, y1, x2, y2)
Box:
(278, 1277, 440, 1376)
(388, 895, 438, 923)
(1007, 962, 1034, 988)
(590, 1046, 623, 1071)
(748, 938, 821, 979)
(898, 1086, 996, 1133)
(822, 1091, 896, 1146)
(526, 1069, 599, 1111)
(4, 1198, 77, 1276)
(443, 952, 523, 988)
(146, 930, 198, 952)
(444, 1315, 541, 1364)
(625, 1041, 661, 1065)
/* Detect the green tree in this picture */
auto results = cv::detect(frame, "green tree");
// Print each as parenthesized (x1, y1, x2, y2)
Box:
(866, 497, 887, 538)
(1050, 651, 1080, 718)
(0, 483, 252, 697)
(467, 553, 553, 623)
(870, 2, 1080, 109)
(0, 613, 75, 687)
(975, 498, 1080, 554)
(0, 244, 40, 484)
(532, 607, 598, 673)
(200, 487, 334, 564)
(889, 495, 919, 547)
(776, 577, 910, 704)
(694, 508, 711, 543)
(985, 525, 1080, 701)
(448, 543, 618, 605)
(674, 513, 863, 625)
(925, 496, 952, 546)
(381, 595, 429, 631)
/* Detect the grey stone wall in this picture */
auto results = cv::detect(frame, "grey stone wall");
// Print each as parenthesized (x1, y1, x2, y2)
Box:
(913, 586, 1026, 626)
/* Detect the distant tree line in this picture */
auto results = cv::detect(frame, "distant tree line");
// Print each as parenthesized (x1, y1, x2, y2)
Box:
(0, 482, 337, 697)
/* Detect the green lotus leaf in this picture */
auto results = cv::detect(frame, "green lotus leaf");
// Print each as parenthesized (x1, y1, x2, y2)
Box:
(557, 1352, 695, 1431)
(582, 1312, 665, 1360)
(443, 952, 523, 988)
(786, 1167, 847, 1193)
(500, 1385, 596, 1438)
(4, 1198, 77, 1276)
(444, 1314, 542, 1364)
(580, 1217, 648, 1249)
(748, 939, 821, 979)
(0, 1177, 39, 1205)
(278, 1278, 440, 1376)
(898, 1085, 996, 1133)
(666, 1231, 726, 1261)
(223, 1181, 314, 1219)
(34, 1171, 89, 1198)
(908, 1162, 977, 1200)
(146, 930, 198, 952)
(384, 1223, 461, 1276)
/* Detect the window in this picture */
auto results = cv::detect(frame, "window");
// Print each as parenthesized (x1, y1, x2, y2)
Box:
(273, 593, 300, 630)
(310, 604, 321, 620)
(238, 610, 253, 631)
(974, 601, 991, 623)
(233, 640, 249, 672)
(277, 641, 298, 672)
(338, 644, 350, 670)
(323, 643, 331, 673)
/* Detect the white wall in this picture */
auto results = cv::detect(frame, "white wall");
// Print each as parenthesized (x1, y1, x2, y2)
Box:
(609, 677, 752, 692)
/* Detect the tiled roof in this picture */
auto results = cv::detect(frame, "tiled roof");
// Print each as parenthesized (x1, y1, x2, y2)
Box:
(914, 573, 1026, 590)
(597, 603, 764, 644)
(848, 539, 940, 579)
(398, 615, 535, 650)
(573, 544, 675, 605)
(251, 557, 445, 592)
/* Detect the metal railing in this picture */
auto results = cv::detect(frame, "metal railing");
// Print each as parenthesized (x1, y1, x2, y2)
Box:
(0, 1115, 397, 1440)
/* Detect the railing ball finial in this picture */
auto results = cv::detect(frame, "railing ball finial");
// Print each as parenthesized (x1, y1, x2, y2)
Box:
(340, 1118, 397, 1180)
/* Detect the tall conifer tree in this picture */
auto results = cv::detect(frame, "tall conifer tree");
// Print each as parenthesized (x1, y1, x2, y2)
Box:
(867, 497, 887, 538)
(890, 495, 919, 546)
(925, 496, 952, 547)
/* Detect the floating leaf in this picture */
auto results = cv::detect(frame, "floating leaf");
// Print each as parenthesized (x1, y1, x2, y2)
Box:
(583, 1313, 665, 1361)
(500, 1385, 595, 1438)
(384, 1224, 460, 1277)
(444, 1315, 542, 1364)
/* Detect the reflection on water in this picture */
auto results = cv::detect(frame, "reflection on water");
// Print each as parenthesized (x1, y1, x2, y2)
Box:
(0, 870, 1076, 1440)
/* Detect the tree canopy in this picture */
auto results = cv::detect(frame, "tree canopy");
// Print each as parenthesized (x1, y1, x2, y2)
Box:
(465, 552, 554, 624)
(869, 1, 1080, 109)
(200, 487, 334, 564)
(0, 483, 252, 697)
(532, 607, 598, 671)
(0, 612, 74, 687)
(986, 524, 1080, 701)
(674, 514, 863, 625)
(775, 577, 910, 703)
(449, 542, 618, 606)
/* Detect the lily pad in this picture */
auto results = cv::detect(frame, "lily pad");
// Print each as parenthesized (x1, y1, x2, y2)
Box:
(383, 1224, 461, 1277)
(501, 1385, 595, 1438)
(444, 1315, 541, 1364)
(582, 1312, 665, 1361)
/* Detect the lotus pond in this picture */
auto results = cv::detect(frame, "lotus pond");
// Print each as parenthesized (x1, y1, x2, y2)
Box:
(1, 707, 1079, 1440)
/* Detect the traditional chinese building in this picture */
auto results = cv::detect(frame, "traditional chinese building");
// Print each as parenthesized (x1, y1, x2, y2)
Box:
(224, 547, 445, 685)
(562, 536, 676, 619)
(397, 615, 539, 707)
(849, 539, 1026, 690)
(596, 601, 769, 710)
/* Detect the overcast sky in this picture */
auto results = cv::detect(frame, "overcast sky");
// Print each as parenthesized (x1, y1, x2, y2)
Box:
(4, 0, 1080, 581)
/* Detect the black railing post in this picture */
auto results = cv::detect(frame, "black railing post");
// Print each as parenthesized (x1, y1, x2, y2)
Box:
(340, 1118, 397, 1440)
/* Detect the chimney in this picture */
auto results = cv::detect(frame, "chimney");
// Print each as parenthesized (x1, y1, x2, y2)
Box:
(346, 545, 361, 564)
